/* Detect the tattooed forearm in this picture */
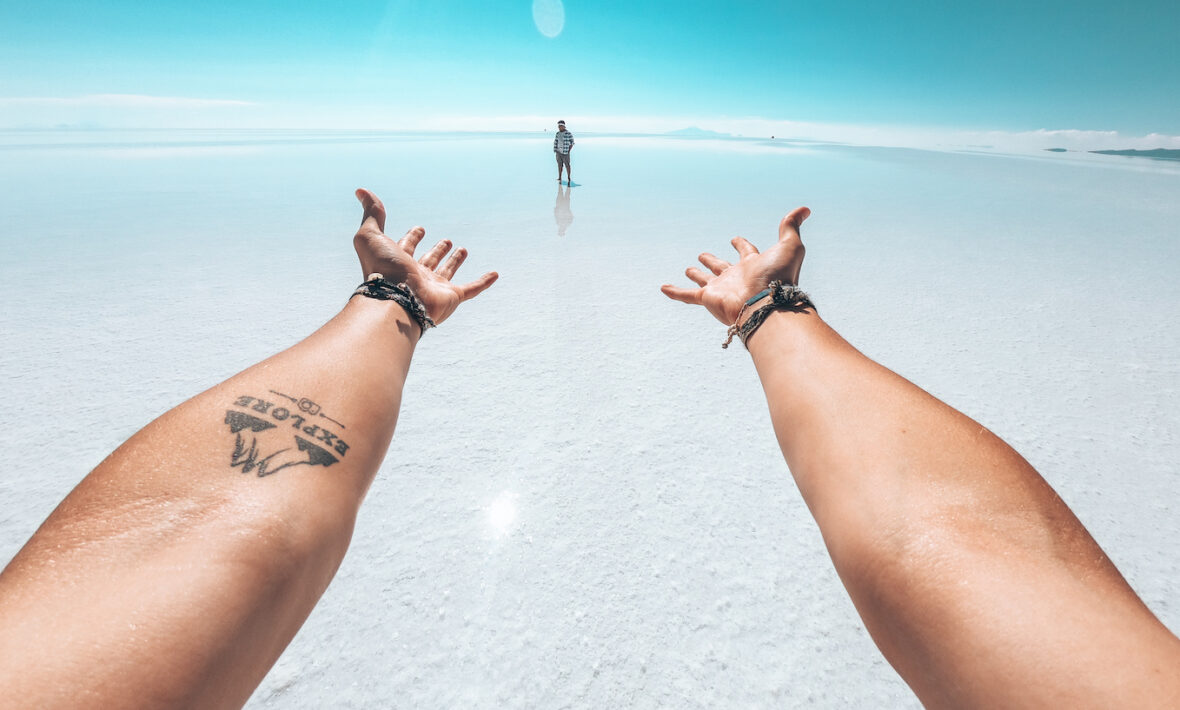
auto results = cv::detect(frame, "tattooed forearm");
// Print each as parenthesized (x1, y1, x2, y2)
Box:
(224, 394, 350, 477)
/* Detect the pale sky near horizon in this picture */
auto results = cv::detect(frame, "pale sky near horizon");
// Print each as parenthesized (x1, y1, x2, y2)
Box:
(1, 0, 1177, 141)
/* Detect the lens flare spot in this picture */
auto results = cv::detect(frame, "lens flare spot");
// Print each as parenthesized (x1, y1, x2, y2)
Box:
(532, 0, 565, 38)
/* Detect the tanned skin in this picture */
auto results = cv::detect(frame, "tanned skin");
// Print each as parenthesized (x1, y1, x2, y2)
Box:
(662, 208, 1180, 709)
(0, 189, 496, 709)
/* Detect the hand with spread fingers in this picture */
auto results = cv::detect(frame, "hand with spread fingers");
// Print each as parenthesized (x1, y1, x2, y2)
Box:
(661, 207, 810, 325)
(353, 188, 498, 325)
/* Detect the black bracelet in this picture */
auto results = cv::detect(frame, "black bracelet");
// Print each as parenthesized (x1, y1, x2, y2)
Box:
(723, 280, 816, 349)
(350, 273, 435, 335)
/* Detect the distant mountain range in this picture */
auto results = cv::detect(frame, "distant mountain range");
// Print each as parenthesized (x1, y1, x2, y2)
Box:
(667, 126, 733, 138)
(1045, 147, 1180, 162)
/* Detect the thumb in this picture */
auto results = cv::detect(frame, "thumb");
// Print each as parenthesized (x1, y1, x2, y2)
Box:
(778, 206, 811, 243)
(355, 188, 387, 235)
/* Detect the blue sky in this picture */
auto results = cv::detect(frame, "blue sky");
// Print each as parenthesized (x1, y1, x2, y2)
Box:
(1, 0, 1177, 137)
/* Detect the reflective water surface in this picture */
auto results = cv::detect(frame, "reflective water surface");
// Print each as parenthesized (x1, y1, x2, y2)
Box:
(1, 131, 1177, 708)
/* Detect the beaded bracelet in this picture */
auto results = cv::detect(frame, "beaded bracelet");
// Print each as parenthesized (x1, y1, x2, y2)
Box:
(722, 280, 816, 349)
(350, 273, 436, 335)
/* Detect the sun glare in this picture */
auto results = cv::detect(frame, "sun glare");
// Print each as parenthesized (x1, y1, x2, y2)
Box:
(487, 491, 519, 538)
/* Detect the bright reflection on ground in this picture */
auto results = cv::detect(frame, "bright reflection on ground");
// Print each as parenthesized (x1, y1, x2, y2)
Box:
(487, 491, 518, 538)
(532, 0, 565, 38)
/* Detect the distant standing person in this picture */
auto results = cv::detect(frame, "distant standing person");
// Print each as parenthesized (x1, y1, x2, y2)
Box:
(553, 120, 574, 185)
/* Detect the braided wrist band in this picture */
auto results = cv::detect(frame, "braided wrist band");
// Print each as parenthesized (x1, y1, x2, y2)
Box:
(350, 273, 436, 335)
(722, 280, 816, 349)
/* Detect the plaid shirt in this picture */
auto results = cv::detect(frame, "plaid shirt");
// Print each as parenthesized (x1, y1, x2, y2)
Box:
(553, 130, 574, 154)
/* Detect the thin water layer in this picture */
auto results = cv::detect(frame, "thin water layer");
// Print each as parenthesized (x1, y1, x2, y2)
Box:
(1, 131, 1177, 708)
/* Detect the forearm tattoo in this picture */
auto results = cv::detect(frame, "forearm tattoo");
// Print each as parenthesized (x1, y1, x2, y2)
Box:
(223, 391, 350, 477)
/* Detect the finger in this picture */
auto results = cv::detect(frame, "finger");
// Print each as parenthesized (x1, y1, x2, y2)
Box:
(698, 252, 730, 275)
(731, 236, 759, 258)
(778, 206, 811, 243)
(398, 226, 426, 255)
(419, 239, 453, 270)
(436, 247, 468, 280)
(355, 188, 386, 235)
(660, 284, 703, 305)
(685, 267, 710, 286)
(458, 271, 499, 301)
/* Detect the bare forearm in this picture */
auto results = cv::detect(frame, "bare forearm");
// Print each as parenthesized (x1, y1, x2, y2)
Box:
(36, 296, 415, 549)
(0, 296, 416, 708)
(0, 186, 497, 708)
(748, 311, 1052, 546)
(663, 207, 1180, 706)
(748, 310, 1180, 707)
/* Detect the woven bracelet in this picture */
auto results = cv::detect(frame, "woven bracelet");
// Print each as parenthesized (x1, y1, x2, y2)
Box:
(722, 280, 816, 349)
(350, 273, 436, 335)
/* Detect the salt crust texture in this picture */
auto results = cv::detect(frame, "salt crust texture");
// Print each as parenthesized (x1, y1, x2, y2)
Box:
(1, 134, 1177, 708)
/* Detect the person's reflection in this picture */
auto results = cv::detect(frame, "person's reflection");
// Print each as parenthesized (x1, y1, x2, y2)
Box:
(554, 184, 574, 236)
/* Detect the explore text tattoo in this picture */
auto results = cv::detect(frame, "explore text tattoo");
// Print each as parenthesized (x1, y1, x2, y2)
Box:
(223, 394, 350, 477)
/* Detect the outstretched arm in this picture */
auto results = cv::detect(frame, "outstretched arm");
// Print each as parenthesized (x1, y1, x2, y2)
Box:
(0, 189, 497, 709)
(662, 212, 1180, 709)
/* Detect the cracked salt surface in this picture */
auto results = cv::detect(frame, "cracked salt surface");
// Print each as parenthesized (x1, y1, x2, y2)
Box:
(1, 132, 1177, 708)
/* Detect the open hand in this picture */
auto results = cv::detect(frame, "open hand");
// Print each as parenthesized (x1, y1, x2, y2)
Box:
(661, 207, 810, 325)
(353, 189, 498, 325)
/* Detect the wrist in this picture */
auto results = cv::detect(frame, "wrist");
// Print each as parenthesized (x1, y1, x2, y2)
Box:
(351, 274, 434, 337)
(346, 294, 423, 343)
(743, 306, 819, 354)
(722, 281, 815, 349)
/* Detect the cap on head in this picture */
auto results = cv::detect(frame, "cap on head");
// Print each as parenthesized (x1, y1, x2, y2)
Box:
(558, 120, 566, 127)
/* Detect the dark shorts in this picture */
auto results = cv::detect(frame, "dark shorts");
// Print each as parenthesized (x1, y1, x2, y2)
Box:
(555, 151, 571, 168)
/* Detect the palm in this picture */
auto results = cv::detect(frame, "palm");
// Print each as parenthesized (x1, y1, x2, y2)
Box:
(662, 208, 810, 325)
(353, 189, 497, 325)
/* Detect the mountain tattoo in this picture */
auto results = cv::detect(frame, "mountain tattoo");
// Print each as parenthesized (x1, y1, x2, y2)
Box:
(224, 395, 350, 477)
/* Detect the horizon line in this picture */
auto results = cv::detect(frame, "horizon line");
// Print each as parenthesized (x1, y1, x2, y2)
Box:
(2, 104, 1179, 153)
